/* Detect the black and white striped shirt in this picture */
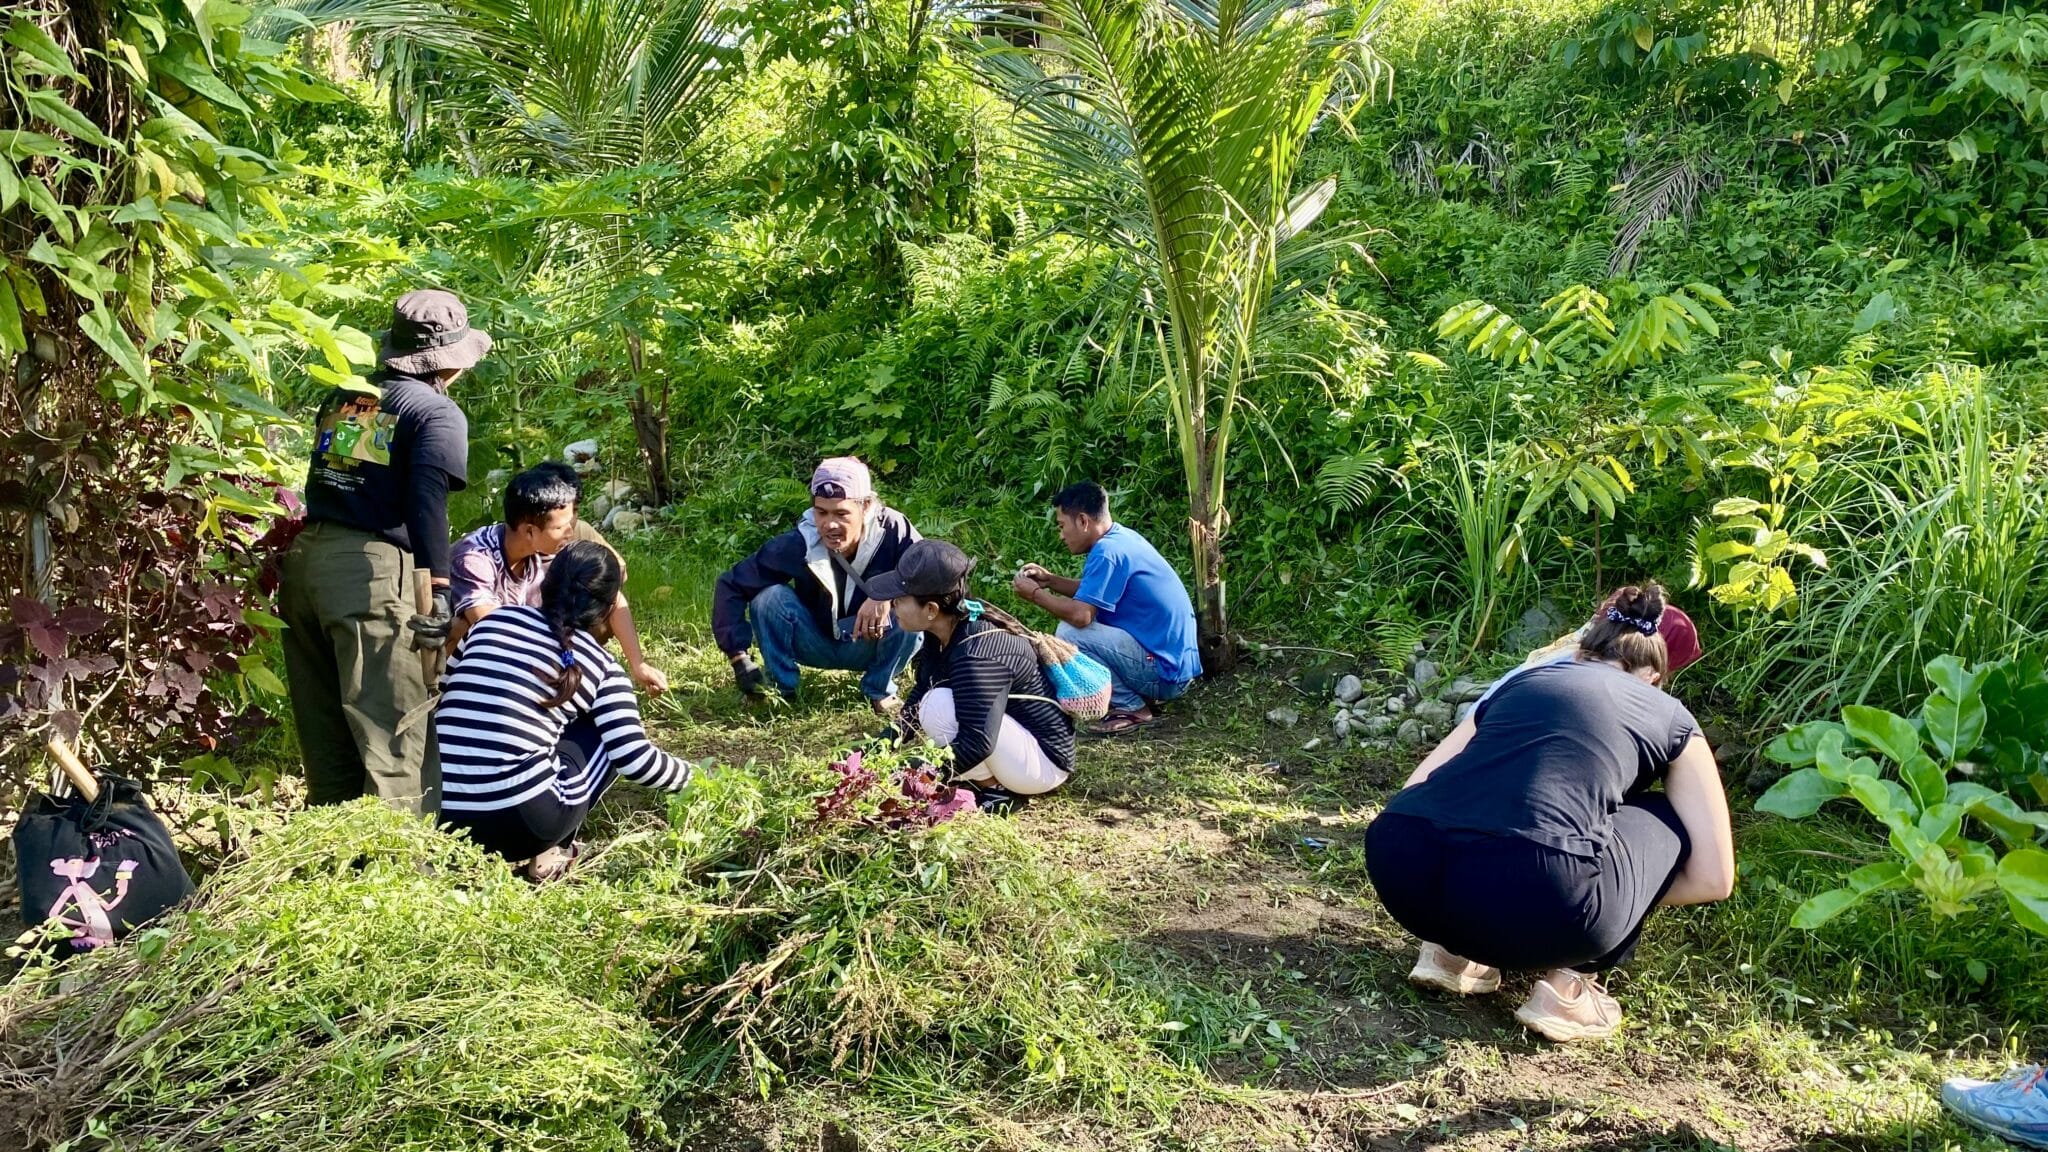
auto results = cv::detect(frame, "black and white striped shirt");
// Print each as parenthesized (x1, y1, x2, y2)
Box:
(436, 606, 691, 812)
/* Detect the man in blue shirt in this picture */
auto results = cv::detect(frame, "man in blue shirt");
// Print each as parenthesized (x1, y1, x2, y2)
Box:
(1013, 482, 1203, 734)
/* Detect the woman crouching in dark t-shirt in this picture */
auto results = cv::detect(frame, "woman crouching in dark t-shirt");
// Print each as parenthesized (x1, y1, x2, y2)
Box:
(869, 539, 1077, 811)
(1365, 584, 1735, 1043)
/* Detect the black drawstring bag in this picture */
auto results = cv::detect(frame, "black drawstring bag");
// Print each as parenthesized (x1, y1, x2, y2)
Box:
(13, 773, 194, 953)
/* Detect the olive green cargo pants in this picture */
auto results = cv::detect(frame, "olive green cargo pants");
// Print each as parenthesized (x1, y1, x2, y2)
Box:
(278, 522, 438, 815)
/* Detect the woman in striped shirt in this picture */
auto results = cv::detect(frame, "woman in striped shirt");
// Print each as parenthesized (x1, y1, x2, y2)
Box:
(437, 541, 694, 879)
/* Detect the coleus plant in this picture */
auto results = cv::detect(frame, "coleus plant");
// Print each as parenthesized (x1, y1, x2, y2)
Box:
(1758, 654, 2048, 936)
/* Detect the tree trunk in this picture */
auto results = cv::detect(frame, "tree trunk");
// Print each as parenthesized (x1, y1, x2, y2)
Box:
(1187, 465, 1236, 675)
(626, 386, 671, 507)
(622, 331, 672, 507)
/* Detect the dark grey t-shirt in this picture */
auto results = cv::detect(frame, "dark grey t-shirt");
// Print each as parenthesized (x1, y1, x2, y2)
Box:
(1383, 660, 1698, 857)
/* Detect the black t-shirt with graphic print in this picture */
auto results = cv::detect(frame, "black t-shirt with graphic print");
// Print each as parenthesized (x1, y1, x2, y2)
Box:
(303, 370, 468, 577)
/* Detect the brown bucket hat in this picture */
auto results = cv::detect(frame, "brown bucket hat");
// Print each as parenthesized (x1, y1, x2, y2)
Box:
(380, 288, 494, 375)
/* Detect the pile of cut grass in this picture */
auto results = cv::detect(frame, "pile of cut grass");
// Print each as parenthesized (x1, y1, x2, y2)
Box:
(0, 751, 1195, 1151)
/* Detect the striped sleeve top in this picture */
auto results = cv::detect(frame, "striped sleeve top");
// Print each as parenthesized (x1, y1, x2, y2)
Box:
(436, 605, 691, 813)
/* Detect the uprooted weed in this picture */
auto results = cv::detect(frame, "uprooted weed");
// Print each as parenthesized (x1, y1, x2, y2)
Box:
(0, 750, 1192, 1151)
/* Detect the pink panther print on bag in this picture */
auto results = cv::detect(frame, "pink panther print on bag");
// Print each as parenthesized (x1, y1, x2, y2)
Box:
(44, 857, 139, 949)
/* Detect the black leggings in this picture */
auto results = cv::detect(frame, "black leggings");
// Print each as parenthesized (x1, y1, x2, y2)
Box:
(449, 718, 615, 862)
(1365, 795, 1690, 973)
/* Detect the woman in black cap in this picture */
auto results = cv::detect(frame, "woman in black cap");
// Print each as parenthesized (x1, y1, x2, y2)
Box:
(869, 539, 1076, 809)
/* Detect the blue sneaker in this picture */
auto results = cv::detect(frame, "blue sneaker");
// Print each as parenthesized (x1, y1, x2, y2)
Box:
(1943, 1065, 2048, 1148)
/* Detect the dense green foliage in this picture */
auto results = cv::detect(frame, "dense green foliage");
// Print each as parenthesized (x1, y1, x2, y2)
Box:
(6, 0, 2048, 1142)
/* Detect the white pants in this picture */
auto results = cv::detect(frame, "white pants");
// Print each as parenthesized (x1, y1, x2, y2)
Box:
(917, 688, 1070, 795)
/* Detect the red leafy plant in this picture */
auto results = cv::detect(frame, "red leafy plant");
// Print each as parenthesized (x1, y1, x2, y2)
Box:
(814, 749, 976, 829)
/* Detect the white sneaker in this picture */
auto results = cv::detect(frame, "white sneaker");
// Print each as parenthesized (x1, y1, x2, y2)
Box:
(1514, 970, 1622, 1042)
(1408, 942, 1502, 995)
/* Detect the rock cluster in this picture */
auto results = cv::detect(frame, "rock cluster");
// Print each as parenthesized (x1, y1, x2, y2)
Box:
(553, 441, 660, 534)
(1271, 638, 1499, 753)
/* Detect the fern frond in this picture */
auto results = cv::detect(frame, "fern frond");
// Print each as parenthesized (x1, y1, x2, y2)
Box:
(1315, 449, 1396, 513)
(1371, 619, 1426, 670)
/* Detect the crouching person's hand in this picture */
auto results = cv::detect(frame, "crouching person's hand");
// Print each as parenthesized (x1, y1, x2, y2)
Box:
(408, 589, 453, 652)
(730, 652, 768, 699)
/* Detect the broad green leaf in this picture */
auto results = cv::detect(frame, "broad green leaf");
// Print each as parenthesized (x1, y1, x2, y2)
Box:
(1792, 886, 1865, 929)
(1997, 849, 2048, 937)
(1926, 654, 1990, 703)
(1923, 691, 1986, 763)
(1946, 781, 2048, 846)
(0, 274, 21, 356)
(156, 54, 254, 115)
(6, 18, 84, 82)
(1898, 751, 1949, 811)
(1851, 290, 1897, 334)
(0, 159, 16, 212)
(1850, 773, 1917, 824)
(1, 129, 66, 159)
(1918, 802, 1964, 847)
(1846, 860, 1907, 894)
(1764, 721, 1845, 767)
(1844, 704, 1923, 765)
(78, 305, 150, 386)
(1756, 768, 1846, 819)
(1813, 728, 1867, 783)
(25, 89, 118, 149)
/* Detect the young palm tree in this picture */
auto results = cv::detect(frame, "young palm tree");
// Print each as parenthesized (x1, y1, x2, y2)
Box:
(275, 0, 744, 502)
(978, 0, 1385, 668)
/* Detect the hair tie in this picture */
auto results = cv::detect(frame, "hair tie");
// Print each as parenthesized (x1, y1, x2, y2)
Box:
(1605, 606, 1659, 636)
(961, 599, 985, 622)
(559, 650, 576, 669)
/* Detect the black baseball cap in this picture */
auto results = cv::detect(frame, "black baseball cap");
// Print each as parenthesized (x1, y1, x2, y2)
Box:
(865, 539, 973, 600)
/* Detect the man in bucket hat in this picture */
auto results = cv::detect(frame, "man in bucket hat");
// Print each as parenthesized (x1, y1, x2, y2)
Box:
(279, 289, 492, 815)
(711, 456, 922, 714)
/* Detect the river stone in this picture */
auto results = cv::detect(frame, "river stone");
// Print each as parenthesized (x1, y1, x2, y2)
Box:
(1411, 659, 1442, 692)
(1445, 676, 1488, 704)
(602, 478, 636, 502)
(1456, 702, 1476, 724)
(1332, 713, 1353, 739)
(1396, 718, 1427, 745)
(1385, 695, 1407, 714)
(1504, 599, 1568, 652)
(1333, 674, 1364, 704)
(1266, 706, 1301, 729)
(1412, 699, 1456, 727)
(604, 507, 645, 533)
(1360, 713, 1396, 737)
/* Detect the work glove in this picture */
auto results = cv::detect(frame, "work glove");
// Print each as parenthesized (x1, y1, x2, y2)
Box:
(408, 588, 453, 651)
(731, 652, 768, 699)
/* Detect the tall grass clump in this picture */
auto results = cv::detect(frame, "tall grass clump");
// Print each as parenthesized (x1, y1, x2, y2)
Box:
(1727, 375, 2048, 727)
(1, 755, 1194, 1150)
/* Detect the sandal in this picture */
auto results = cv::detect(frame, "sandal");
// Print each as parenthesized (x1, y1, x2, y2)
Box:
(525, 840, 584, 883)
(1088, 710, 1155, 736)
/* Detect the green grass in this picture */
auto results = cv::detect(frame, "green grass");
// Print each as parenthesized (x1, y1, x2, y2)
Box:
(551, 532, 2048, 1148)
(19, 529, 2043, 1152)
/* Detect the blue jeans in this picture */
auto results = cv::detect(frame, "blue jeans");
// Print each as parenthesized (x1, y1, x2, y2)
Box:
(749, 584, 920, 703)
(1056, 621, 1191, 713)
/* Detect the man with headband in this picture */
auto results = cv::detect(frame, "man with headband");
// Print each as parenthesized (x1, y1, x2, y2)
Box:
(711, 456, 922, 714)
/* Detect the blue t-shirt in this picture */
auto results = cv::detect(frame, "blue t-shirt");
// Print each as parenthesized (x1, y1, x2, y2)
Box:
(1074, 525, 1203, 683)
